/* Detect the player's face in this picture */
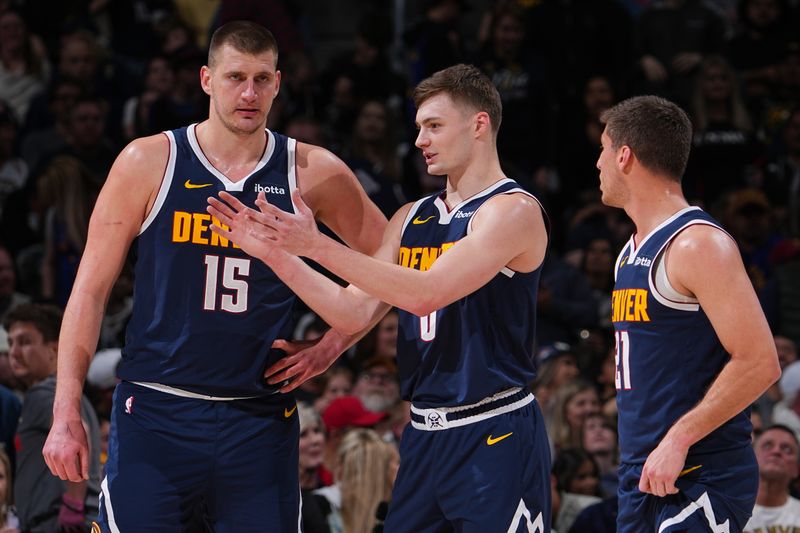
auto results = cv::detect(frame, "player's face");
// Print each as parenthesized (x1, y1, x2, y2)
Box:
(596, 129, 628, 208)
(414, 93, 475, 177)
(754, 429, 799, 481)
(299, 421, 325, 470)
(203, 45, 281, 136)
(7, 322, 57, 388)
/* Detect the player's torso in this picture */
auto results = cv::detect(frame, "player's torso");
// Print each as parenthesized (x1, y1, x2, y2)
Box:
(612, 206, 751, 463)
(396, 178, 543, 407)
(119, 125, 298, 397)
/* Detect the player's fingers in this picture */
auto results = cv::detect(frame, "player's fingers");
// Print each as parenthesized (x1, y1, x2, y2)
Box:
(291, 188, 312, 217)
(638, 474, 650, 494)
(218, 191, 248, 211)
(207, 196, 236, 217)
(209, 224, 234, 241)
(207, 204, 234, 227)
(80, 444, 89, 480)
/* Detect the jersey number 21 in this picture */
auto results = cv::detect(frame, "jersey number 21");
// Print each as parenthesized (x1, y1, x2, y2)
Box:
(615, 330, 632, 390)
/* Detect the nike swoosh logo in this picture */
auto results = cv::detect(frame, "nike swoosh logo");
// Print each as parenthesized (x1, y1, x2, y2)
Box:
(284, 405, 297, 418)
(486, 432, 513, 446)
(678, 464, 702, 477)
(412, 215, 435, 225)
(185, 179, 213, 189)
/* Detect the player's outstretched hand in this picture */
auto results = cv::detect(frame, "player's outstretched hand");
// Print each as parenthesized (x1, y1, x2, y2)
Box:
(265, 335, 342, 393)
(639, 437, 689, 497)
(208, 191, 281, 263)
(254, 188, 321, 257)
(43, 417, 90, 482)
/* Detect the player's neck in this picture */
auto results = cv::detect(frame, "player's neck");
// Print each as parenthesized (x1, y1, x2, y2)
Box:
(627, 178, 689, 243)
(195, 120, 268, 181)
(444, 150, 504, 207)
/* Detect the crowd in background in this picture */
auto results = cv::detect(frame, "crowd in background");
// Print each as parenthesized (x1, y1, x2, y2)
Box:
(0, 0, 799, 531)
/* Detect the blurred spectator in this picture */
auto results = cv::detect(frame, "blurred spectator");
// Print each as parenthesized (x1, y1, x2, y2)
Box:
(20, 77, 83, 174)
(684, 55, 759, 205)
(214, 0, 304, 57)
(525, 0, 632, 109)
(723, 188, 786, 290)
(321, 396, 389, 489)
(38, 156, 102, 307)
(756, 335, 798, 424)
(0, 9, 49, 123)
(0, 449, 18, 532)
(285, 116, 327, 148)
(0, 101, 27, 217)
(531, 341, 580, 412)
(314, 366, 354, 415)
(54, 31, 105, 97)
(634, 0, 726, 106)
(581, 237, 615, 330)
(146, 48, 206, 134)
(567, 495, 618, 533)
(121, 55, 175, 141)
(743, 424, 800, 531)
(760, 239, 800, 346)
(546, 378, 601, 453)
(777, 336, 799, 368)
(354, 309, 399, 367)
(0, 372, 18, 473)
(341, 100, 406, 217)
(474, 1, 554, 178)
(727, 0, 794, 105)
(551, 448, 602, 532)
(274, 51, 325, 131)
(536, 253, 599, 345)
(0, 246, 30, 322)
(772, 360, 800, 439)
(313, 428, 398, 533)
(595, 347, 618, 418)
(761, 107, 800, 237)
(405, 0, 466, 84)
(580, 413, 619, 498)
(556, 75, 617, 204)
(0, 327, 22, 394)
(298, 402, 332, 533)
(353, 356, 400, 414)
(4, 304, 100, 532)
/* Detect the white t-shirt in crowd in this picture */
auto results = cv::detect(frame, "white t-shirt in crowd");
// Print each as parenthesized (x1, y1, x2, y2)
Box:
(743, 496, 800, 533)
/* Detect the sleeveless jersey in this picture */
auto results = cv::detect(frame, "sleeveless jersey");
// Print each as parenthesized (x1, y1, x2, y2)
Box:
(118, 125, 299, 397)
(396, 178, 546, 407)
(613, 206, 751, 464)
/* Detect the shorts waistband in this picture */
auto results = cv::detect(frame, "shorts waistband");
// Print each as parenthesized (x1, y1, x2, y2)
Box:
(129, 381, 263, 401)
(410, 387, 534, 431)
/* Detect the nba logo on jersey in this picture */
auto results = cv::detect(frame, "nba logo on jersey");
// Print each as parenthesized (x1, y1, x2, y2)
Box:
(125, 395, 134, 414)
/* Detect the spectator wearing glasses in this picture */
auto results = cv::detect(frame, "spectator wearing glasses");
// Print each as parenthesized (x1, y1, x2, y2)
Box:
(353, 356, 400, 414)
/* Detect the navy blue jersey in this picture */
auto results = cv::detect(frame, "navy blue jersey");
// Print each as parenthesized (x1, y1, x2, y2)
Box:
(396, 178, 546, 407)
(613, 207, 751, 464)
(118, 125, 299, 397)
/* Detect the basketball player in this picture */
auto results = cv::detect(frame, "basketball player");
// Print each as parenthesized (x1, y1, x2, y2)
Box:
(208, 64, 552, 532)
(41, 21, 387, 532)
(597, 95, 780, 532)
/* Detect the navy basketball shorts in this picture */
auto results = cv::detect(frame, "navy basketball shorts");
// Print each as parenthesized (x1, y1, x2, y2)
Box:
(618, 445, 758, 533)
(94, 381, 300, 532)
(384, 391, 551, 533)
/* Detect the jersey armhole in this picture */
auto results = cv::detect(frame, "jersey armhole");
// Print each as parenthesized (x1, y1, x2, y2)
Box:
(139, 131, 176, 235)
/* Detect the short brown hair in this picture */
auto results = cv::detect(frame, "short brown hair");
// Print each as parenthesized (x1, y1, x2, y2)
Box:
(413, 64, 502, 133)
(600, 95, 692, 181)
(3, 303, 63, 343)
(208, 21, 279, 68)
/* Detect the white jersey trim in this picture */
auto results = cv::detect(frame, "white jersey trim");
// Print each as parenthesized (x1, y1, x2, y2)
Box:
(432, 178, 515, 224)
(624, 206, 701, 264)
(657, 491, 730, 533)
(186, 124, 276, 191)
(287, 137, 298, 214)
(648, 219, 726, 311)
(400, 197, 429, 236)
(130, 381, 262, 400)
(410, 388, 534, 431)
(465, 186, 544, 279)
(100, 476, 121, 533)
(139, 131, 177, 235)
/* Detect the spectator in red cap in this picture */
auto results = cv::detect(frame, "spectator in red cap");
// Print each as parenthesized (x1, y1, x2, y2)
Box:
(321, 395, 389, 490)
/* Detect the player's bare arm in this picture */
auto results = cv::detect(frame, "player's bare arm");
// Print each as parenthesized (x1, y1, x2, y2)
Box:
(639, 224, 780, 497)
(43, 134, 169, 483)
(245, 188, 546, 316)
(295, 142, 387, 256)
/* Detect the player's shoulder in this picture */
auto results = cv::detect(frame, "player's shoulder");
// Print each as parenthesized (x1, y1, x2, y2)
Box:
(670, 222, 737, 261)
(479, 187, 544, 226)
(109, 133, 170, 186)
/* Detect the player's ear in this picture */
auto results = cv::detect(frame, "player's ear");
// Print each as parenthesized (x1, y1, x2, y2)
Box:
(200, 65, 212, 96)
(474, 111, 491, 137)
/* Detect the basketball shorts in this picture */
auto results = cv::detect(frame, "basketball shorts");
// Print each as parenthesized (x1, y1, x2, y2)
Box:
(618, 445, 758, 533)
(94, 381, 300, 532)
(384, 389, 551, 533)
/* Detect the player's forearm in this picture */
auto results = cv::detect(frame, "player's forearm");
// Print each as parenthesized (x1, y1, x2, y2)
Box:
(53, 294, 105, 418)
(270, 252, 383, 334)
(663, 352, 780, 450)
(308, 235, 438, 316)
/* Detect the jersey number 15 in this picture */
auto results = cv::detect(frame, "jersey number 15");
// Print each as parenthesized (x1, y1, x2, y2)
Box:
(203, 255, 250, 313)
